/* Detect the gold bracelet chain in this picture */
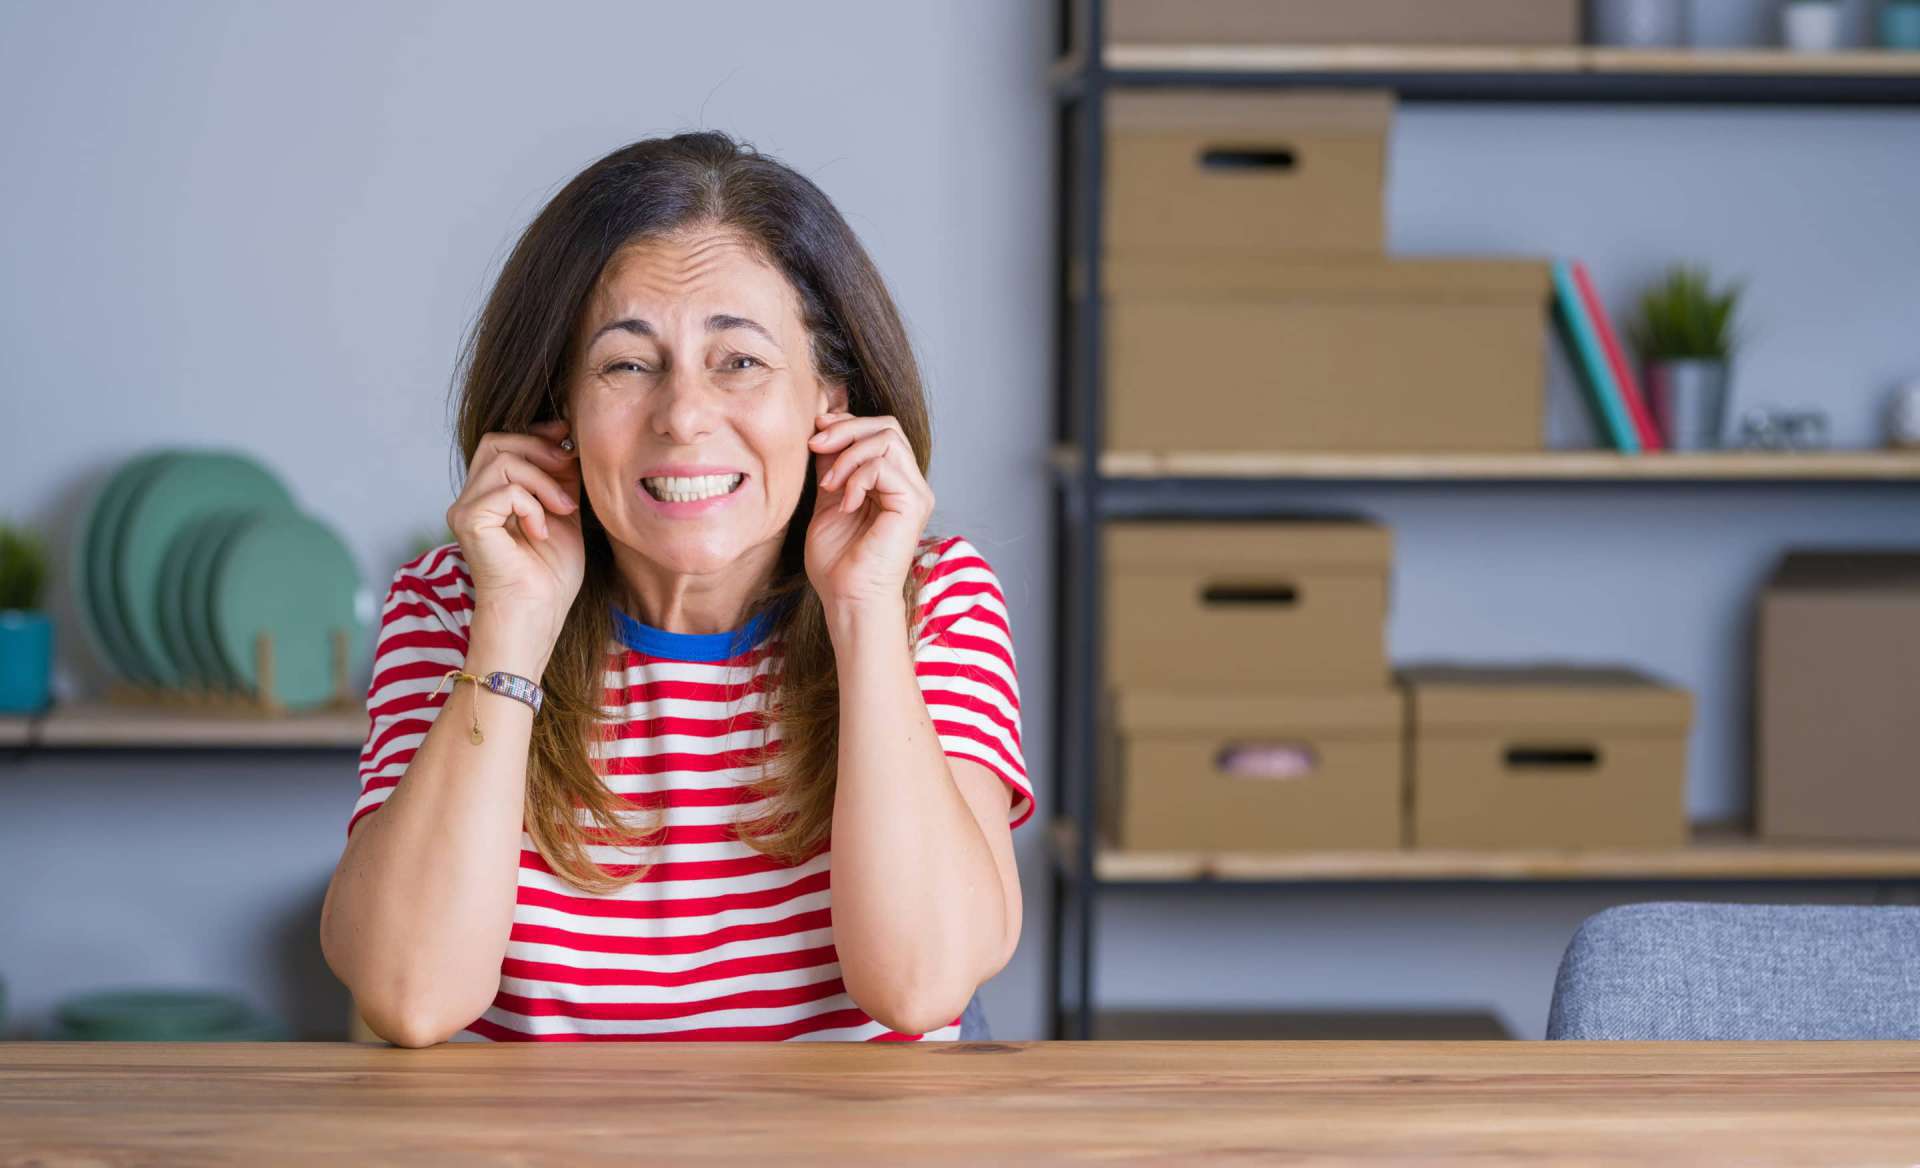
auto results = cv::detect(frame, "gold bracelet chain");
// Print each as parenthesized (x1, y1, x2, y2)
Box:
(433, 668, 489, 744)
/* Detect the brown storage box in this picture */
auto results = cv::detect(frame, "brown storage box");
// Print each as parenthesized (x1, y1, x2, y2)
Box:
(1757, 552, 1920, 844)
(1403, 665, 1692, 850)
(1106, 91, 1391, 260)
(1106, 0, 1580, 47)
(1102, 687, 1405, 852)
(1105, 255, 1551, 453)
(1107, 520, 1392, 689)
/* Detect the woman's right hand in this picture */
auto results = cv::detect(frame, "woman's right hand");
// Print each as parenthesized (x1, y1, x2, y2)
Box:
(446, 418, 586, 651)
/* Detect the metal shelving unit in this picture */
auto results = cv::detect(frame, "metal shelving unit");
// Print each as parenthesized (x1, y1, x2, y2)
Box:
(1045, 0, 1920, 1040)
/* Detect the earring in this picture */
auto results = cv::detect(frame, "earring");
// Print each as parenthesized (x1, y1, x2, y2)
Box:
(560, 437, 575, 452)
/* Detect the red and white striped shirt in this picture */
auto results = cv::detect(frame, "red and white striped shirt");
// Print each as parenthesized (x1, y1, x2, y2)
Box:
(349, 534, 1032, 1042)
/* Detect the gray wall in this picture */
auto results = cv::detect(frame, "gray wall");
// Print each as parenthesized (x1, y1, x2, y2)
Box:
(0, 0, 1055, 1040)
(3, 1, 1918, 1043)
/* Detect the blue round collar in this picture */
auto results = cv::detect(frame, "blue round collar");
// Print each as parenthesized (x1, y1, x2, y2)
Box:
(609, 598, 787, 663)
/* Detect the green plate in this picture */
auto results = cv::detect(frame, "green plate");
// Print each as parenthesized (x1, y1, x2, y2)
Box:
(48, 1015, 289, 1042)
(76, 452, 180, 683)
(210, 511, 362, 710)
(68, 468, 122, 677)
(116, 452, 295, 689)
(158, 509, 266, 688)
(155, 514, 215, 687)
(179, 510, 269, 689)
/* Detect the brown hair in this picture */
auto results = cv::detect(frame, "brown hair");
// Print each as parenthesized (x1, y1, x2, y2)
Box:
(453, 132, 932, 894)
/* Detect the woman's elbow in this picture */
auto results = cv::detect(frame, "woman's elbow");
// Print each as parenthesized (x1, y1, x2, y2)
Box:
(865, 995, 968, 1038)
(374, 1010, 458, 1049)
(851, 973, 975, 1037)
(358, 992, 485, 1048)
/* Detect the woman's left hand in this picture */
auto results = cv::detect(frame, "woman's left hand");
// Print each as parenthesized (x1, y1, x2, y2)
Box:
(804, 411, 933, 622)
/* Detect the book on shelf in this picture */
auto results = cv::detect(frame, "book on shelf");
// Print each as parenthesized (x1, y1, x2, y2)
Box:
(1570, 260, 1663, 452)
(1550, 258, 1640, 454)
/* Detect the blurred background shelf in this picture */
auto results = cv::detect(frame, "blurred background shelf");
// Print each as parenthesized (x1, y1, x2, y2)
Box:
(1054, 821, 1920, 885)
(1063, 45, 1920, 103)
(0, 701, 369, 751)
(1055, 448, 1920, 483)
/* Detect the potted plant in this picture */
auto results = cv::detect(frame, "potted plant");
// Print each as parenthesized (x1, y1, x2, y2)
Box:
(1782, 0, 1845, 51)
(0, 522, 53, 714)
(1630, 265, 1743, 451)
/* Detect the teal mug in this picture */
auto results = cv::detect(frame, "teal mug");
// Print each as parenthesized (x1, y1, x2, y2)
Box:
(1885, 0, 1920, 48)
(0, 611, 52, 714)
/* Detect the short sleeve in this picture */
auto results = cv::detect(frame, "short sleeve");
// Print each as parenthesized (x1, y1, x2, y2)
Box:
(909, 535, 1034, 829)
(349, 544, 474, 837)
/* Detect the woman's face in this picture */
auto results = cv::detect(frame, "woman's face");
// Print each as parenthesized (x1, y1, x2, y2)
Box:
(567, 227, 846, 583)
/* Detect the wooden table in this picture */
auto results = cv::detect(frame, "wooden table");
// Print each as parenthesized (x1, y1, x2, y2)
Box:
(4, 1041, 1919, 1165)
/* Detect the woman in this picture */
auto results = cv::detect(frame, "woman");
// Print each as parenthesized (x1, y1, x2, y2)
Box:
(319, 132, 1031, 1046)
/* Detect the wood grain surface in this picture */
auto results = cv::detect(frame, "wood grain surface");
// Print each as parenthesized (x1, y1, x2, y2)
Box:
(4, 1041, 1919, 1166)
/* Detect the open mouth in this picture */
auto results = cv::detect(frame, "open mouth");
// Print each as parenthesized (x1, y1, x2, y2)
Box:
(641, 473, 745, 503)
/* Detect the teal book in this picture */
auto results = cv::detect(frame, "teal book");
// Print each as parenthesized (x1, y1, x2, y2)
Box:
(1551, 259, 1640, 454)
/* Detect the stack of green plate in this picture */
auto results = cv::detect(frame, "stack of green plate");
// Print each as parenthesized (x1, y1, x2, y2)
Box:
(72, 448, 371, 709)
(50, 989, 288, 1042)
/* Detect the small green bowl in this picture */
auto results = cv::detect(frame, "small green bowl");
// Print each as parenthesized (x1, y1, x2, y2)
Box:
(55, 989, 257, 1041)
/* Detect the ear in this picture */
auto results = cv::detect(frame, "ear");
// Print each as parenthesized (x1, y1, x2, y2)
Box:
(821, 382, 849, 415)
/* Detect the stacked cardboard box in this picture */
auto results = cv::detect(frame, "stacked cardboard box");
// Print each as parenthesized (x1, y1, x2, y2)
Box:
(1104, 0, 1582, 48)
(1103, 90, 1551, 454)
(1756, 551, 1920, 844)
(1097, 521, 1698, 852)
(1400, 665, 1693, 850)
(1100, 520, 1405, 852)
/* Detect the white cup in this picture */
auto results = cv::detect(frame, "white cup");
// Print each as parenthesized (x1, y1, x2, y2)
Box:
(1783, 1, 1845, 51)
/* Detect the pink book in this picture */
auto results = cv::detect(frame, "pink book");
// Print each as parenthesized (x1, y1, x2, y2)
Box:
(1572, 262, 1663, 452)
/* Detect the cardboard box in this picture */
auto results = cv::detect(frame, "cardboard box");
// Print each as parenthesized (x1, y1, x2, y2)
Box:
(1105, 0, 1581, 47)
(1102, 687, 1405, 852)
(1105, 255, 1551, 453)
(1403, 665, 1692, 850)
(1757, 552, 1920, 844)
(1106, 520, 1392, 689)
(1106, 90, 1391, 260)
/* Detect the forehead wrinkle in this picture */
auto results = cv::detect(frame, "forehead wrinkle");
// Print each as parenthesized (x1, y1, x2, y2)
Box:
(586, 231, 805, 350)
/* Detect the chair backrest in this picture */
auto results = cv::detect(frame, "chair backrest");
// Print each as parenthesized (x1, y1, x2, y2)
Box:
(1547, 901, 1920, 1040)
(959, 993, 992, 1041)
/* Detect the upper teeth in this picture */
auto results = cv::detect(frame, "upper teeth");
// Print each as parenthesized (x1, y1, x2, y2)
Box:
(645, 473, 741, 502)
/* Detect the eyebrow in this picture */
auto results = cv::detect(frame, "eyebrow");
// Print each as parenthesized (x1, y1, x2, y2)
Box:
(587, 314, 780, 348)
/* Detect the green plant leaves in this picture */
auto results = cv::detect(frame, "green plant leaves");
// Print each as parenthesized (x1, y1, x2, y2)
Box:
(0, 523, 49, 611)
(1629, 265, 1742, 360)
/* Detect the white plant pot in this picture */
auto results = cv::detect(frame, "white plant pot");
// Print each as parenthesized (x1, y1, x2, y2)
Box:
(1783, 2, 1844, 51)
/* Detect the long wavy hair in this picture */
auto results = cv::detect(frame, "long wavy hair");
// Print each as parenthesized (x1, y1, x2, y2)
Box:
(453, 133, 932, 894)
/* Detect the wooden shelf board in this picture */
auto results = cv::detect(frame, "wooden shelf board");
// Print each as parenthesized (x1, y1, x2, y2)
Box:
(1101, 44, 1920, 79)
(0, 701, 369, 750)
(1053, 820, 1920, 883)
(1059, 448, 1920, 482)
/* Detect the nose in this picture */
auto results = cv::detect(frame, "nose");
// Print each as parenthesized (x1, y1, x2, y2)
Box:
(650, 362, 717, 446)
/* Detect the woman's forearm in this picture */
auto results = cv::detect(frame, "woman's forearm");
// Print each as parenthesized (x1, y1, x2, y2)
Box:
(825, 601, 1010, 1035)
(318, 611, 548, 1046)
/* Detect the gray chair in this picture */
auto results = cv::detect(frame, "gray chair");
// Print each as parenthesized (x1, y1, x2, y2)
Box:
(959, 993, 991, 1041)
(1547, 901, 1920, 1040)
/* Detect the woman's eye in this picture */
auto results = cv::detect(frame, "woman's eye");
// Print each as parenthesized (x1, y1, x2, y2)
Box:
(604, 360, 650, 376)
(723, 354, 765, 372)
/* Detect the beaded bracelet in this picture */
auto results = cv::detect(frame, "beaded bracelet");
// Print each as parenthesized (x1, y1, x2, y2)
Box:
(433, 668, 543, 744)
